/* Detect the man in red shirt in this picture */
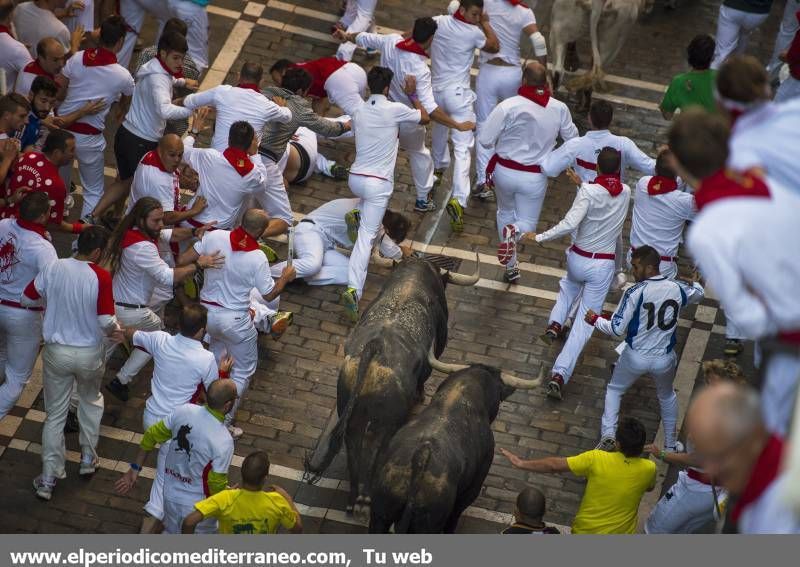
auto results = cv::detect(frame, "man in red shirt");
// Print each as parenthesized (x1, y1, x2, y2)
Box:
(270, 57, 366, 116)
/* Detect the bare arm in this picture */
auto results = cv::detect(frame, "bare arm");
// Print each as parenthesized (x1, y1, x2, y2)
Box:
(499, 448, 571, 473)
(480, 13, 500, 54)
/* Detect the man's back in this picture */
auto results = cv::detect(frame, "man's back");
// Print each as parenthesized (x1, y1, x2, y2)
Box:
(194, 488, 298, 534)
(478, 0, 535, 65)
(630, 175, 695, 257)
(661, 69, 717, 115)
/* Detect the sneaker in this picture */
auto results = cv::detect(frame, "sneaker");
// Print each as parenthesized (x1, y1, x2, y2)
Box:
(80, 213, 97, 226)
(540, 322, 563, 345)
(497, 224, 517, 266)
(64, 195, 75, 211)
(724, 339, 743, 356)
(79, 453, 98, 477)
(364, 47, 379, 58)
(665, 441, 685, 454)
(268, 311, 294, 341)
(226, 425, 244, 440)
(341, 287, 359, 323)
(33, 475, 56, 501)
(596, 436, 617, 452)
(259, 243, 278, 263)
(471, 183, 495, 202)
(329, 163, 349, 180)
(546, 374, 564, 400)
(64, 410, 79, 433)
(503, 266, 521, 284)
(345, 209, 361, 243)
(414, 198, 436, 212)
(106, 377, 130, 402)
(445, 197, 464, 233)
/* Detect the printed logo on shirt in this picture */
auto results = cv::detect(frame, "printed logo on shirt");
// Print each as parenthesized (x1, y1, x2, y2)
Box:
(165, 467, 193, 484)
(174, 424, 193, 461)
(0, 232, 21, 283)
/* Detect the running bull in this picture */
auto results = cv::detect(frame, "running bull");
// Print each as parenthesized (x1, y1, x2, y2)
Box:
(369, 359, 543, 533)
(304, 255, 481, 519)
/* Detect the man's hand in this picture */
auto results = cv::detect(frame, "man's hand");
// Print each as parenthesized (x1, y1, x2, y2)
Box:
(189, 196, 207, 214)
(400, 245, 414, 258)
(82, 99, 107, 116)
(456, 121, 476, 132)
(332, 29, 350, 43)
(191, 107, 210, 132)
(0, 138, 20, 161)
(115, 469, 139, 495)
(273, 95, 287, 107)
(565, 167, 582, 186)
(192, 221, 216, 239)
(219, 355, 234, 374)
(584, 309, 597, 324)
(779, 50, 788, 63)
(197, 250, 225, 270)
(644, 443, 660, 457)
(520, 232, 541, 245)
(281, 265, 297, 282)
(70, 24, 85, 53)
(499, 448, 525, 469)
(183, 79, 200, 91)
(403, 75, 417, 96)
(110, 328, 129, 344)
(480, 12, 490, 24)
(65, 1, 86, 18)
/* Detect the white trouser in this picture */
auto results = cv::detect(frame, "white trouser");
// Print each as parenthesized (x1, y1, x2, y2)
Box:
(168, 0, 209, 72)
(711, 5, 770, 70)
(163, 498, 217, 534)
(271, 222, 349, 286)
(325, 63, 367, 116)
(601, 348, 679, 448)
(118, 0, 172, 69)
(398, 121, 435, 201)
(775, 76, 800, 102)
(258, 155, 295, 226)
(143, 407, 170, 520)
(432, 85, 476, 207)
(347, 174, 392, 296)
(336, 0, 378, 61)
(645, 471, 720, 534)
(107, 305, 163, 385)
(205, 305, 258, 423)
(492, 165, 548, 268)
(0, 305, 42, 419)
(724, 315, 746, 341)
(41, 343, 105, 479)
(64, 0, 94, 33)
(74, 132, 107, 218)
(550, 250, 616, 381)
(475, 64, 521, 184)
(761, 350, 800, 437)
(768, 0, 800, 77)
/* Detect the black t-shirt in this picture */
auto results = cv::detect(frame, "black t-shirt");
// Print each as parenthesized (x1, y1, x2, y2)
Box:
(502, 523, 560, 534)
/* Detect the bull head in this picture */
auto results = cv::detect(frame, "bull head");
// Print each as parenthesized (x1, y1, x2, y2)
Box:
(439, 252, 481, 286)
(427, 347, 545, 389)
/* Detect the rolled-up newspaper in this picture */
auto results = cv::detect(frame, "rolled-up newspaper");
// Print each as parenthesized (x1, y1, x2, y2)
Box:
(286, 226, 295, 268)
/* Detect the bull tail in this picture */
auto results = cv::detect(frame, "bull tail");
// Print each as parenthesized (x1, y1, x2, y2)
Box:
(304, 338, 381, 482)
(394, 442, 433, 534)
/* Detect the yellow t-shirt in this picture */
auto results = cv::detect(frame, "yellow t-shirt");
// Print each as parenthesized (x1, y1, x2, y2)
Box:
(194, 489, 297, 534)
(567, 450, 656, 534)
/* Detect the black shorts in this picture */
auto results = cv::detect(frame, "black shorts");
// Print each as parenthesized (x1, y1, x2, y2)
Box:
(289, 141, 311, 184)
(114, 125, 158, 181)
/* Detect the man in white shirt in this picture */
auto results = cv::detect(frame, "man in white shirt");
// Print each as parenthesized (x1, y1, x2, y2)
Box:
(104, 197, 222, 403)
(335, 18, 475, 212)
(710, 0, 773, 70)
(180, 61, 293, 152)
(58, 15, 134, 217)
(526, 147, 631, 400)
(587, 246, 704, 453)
(0, 0, 34, 93)
(179, 208, 296, 438)
(474, 0, 545, 200)
(23, 226, 117, 501)
(113, 303, 231, 534)
(340, 67, 429, 322)
(117, 0, 172, 68)
(13, 1, 71, 56)
(13, 37, 65, 96)
(628, 149, 695, 280)
(668, 108, 800, 437)
(0, 192, 57, 419)
(430, 0, 499, 232)
(478, 61, 578, 284)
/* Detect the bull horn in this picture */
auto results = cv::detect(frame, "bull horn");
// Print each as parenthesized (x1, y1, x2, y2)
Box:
(500, 365, 545, 390)
(446, 252, 480, 286)
(427, 346, 469, 374)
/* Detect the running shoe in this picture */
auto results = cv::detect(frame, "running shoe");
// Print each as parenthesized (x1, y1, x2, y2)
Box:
(446, 197, 464, 232)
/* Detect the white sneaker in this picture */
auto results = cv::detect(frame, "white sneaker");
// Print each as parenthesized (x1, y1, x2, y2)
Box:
(226, 425, 244, 440)
(665, 441, 685, 453)
(79, 453, 98, 476)
(33, 475, 56, 501)
(596, 436, 617, 452)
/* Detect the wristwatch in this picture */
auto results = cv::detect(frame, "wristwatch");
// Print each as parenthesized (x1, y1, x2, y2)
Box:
(129, 462, 142, 472)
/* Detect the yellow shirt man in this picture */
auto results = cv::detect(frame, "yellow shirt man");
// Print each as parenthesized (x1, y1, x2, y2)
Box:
(191, 488, 300, 534)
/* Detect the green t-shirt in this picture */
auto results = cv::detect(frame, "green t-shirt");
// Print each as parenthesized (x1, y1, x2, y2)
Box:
(660, 69, 718, 115)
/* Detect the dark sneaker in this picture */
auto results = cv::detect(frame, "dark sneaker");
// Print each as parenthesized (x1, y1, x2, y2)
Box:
(414, 198, 436, 212)
(724, 339, 743, 356)
(446, 197, 464, 232)
(472, 183, 495, 202)
(596, 436, 617, 452)
(497, 224, 517, 266)
(341, 287, 359, 323)
(268, 311, 294, 341)
(546, 374, 565, 400)
(540, 322, 563, 345)
(345, 209, 361, 243)
(106, 377, 130, 402)
(329, 163, 349, 180)
(503, 266, 521, 284)
(64, 410, 79, 433)
(33, 475, 56, 501)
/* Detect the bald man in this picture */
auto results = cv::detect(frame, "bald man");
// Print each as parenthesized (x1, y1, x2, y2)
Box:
(14, 37, 65, 96)
(687, 383, 799, 534)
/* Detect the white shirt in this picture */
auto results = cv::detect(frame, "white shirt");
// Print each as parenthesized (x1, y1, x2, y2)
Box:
(123, 57, 192, 142)
(430, 14, 486, 91)
(478, 95, 578, 166)
(595, 276, 704, 355)
(541, 129, 656, 183)
(128, 151, 181, 214)
(536, 181, 631, 254)
(25, 258, 116, 346)
(0, 28, 33, 91)
(133, 331, 218, 420)
(478, 0, 536, 66)
(112, 229, 174, 306)
(182, 84, 293, 152)
(350, 94, 422, 181)
(305, 198, 402, 258)
(13, 2, 70, 56)
(13, 60, 51, 95)
(739, 473, 800, 534)
(0, 219, 57, 302)
(59, 50, 134, 133)
(195, 229, 274, 311)
(356, 33, 438, 113)
(630, 176, 696, 258)
(161, 403, 234, 505)
(182, 136, 267, 230)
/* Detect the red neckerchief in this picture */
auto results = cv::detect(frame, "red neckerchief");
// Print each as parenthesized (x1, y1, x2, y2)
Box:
(121, 228, 157, 249)
(505, 0, 528, 6)
(223, 147, 255, 177)
(694, 168, 771, 212)
(140, 149, 169, 173)
(593, 174, 624, 197)
(156, 56, 184, 79)
(395, 38, 428, 57)
(229, 226, 259, 252)
(453, 11, 478, 26)
(82, 47, 118, 67)
(647, 175, 679, 196)
(731, 435, 784, 523)
(23, 59, 54, 79)
(0, 25, 14, 38)
(140, 151, 182, 210)
(16, 219, 49, 239)
(237, 83, 261, 93)
(517, 85, 550, 107)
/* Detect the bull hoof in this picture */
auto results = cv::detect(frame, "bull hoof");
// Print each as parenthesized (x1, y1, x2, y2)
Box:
(564, 43, 580, 73)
